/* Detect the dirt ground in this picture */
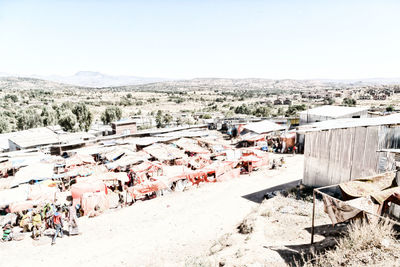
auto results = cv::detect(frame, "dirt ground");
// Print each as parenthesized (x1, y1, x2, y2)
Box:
(0, 154, 311, 267)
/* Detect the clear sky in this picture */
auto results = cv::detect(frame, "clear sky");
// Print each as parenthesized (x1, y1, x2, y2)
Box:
(0, 0, 399, 79)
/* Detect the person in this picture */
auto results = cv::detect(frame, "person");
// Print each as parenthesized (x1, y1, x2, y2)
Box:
(88, 205, 102, 218)
(117, 180, 125, 208)
(271, 159, 277, 169)
(42, 203, 55, 229)
(68, 205, 80, 236)
(32, 211, 42, 240)
(1, 224, 12, 242)
(19, 211, 32, 232)
(51, 208, 63, 245)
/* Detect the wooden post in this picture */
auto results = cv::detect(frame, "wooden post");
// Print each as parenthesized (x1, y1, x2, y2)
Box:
(311, 189, 316, 245)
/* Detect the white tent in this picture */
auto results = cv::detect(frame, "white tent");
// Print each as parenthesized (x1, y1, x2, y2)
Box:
(12, 163, 54, 187)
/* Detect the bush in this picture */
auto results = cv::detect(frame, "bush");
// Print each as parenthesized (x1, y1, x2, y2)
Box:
(304, 220, 400, 267)
(342, 97, 357, 107)
(386, 105, 394, 112)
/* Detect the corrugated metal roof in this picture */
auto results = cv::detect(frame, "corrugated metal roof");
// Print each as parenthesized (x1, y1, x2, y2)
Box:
(299, 105, 369, 118)
(298, 113, 400, 133)
(8, 127, 60, 149)
(243, 120, 286, 134)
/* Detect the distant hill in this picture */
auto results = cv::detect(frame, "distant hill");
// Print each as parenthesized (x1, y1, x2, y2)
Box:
(1, 75, 399, 92)
(123, 77, 400, 92)
(0, 76, 83, 91)
(0, 71, 168, 88)
(34, 71, 168, 88)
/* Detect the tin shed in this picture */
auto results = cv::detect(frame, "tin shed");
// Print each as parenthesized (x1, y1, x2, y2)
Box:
(300, 114, 400, 187)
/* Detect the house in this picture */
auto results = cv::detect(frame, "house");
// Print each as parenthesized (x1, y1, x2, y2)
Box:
(111, 119, 137, 135)
(298, 114, 400, 187)
(299, 105, 369, 125)
(130, 116, 156, 129)
(358, 94, 371, 100)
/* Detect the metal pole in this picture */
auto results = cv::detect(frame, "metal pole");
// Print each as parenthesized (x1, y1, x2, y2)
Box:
(311, 189, 316, 244)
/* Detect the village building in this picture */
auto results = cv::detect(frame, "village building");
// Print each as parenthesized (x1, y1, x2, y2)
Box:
(111, 119, 137, 135)
(299, 105, 369, 125)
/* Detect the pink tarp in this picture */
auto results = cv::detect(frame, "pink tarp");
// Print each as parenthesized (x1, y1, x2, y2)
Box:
(81, 191, 109, 216)
(8, 201, 34, 213)
(71, 179, 107, 206)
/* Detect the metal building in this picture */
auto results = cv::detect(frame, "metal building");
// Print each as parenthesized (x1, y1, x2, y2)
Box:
(299, 114, 400, 187)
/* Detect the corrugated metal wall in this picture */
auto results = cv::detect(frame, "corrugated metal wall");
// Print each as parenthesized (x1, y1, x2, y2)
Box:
(303, 125, 397, 187)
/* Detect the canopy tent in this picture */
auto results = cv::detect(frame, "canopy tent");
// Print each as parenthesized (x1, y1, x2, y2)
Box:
(173, 138, 210, 154)
(105, 151, 150, 170)
(0, 185, 30, 207)
(97, 172, 130, 183)
(65, 154, 95, 168)
(143, 143, 186, 161)
(101, 146, 137, 162)
(11, 163, 55, 187)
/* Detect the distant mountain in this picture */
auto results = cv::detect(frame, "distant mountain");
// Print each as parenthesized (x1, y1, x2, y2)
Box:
(32, 71, 168, 87)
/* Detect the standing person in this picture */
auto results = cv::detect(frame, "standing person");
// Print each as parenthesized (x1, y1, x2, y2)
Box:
(68, 205, 80, 236)
(51, 207, 63, 245)
(32, 211, 42, 240)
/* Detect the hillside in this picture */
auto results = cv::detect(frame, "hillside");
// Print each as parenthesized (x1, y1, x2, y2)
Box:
(1, 75, 400, 93)
(0, 77, 83, 91)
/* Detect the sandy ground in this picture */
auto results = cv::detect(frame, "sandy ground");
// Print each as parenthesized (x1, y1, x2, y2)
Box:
(0, 154, 304, 267)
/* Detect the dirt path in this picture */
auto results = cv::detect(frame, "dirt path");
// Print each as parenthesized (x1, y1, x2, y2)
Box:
(0, 154, 304, 267)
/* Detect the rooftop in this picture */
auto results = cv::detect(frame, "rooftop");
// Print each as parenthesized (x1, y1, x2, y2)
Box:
(243, 120, 286, 134)
(299, 105, 369, 118)
(298, 113, 400, 133)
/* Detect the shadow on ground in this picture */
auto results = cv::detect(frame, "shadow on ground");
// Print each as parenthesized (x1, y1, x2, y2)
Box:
(267, 223, 349, 266)
(241, 179, 302, 203)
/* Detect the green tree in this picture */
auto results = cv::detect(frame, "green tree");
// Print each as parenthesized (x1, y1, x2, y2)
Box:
(342, 98, 357, 107)
(156, 110, 163, 128)
(72, 103, 93, 131)
(386, 105, 394, 112)
(253, 106, 270, 117)
(0, 118, 9, 133)
(41, 107, 58, 126)
(101, 106, 122, 125)
(58, 110, 78, 132)
(17, 110, 42, 130)
(4, 94, 18, 103)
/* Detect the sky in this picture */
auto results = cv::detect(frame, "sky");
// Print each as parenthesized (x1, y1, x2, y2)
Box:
(0, 0, 399, 79)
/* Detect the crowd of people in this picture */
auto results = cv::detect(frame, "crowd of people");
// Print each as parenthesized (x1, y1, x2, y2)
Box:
(1, 198, 81, 245)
